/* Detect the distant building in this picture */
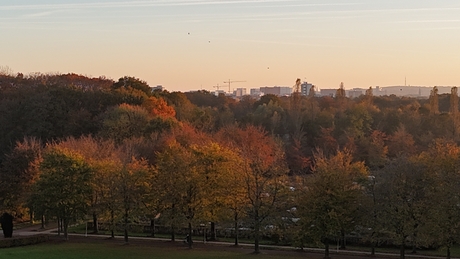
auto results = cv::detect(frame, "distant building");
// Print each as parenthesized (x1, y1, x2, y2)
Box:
(151, 85, 164, 92)
(250, 88, 262, 97)
(234, 88, 247, 97)
(320, 89, 337, 97)
(347, 88, 365, 98)
(260, 86, 292, 96)
(317, 85, 457, 98)
(214, 90, 226, 96)
(374, 86, 454, 97)
(301, 82, 313, 96)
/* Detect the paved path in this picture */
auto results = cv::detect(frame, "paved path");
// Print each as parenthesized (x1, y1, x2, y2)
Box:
(8, 223, 57, 237)
(8, 225, 458, 259)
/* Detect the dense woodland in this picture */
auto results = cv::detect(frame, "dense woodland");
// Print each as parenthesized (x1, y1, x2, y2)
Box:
(1, 72, 460, 259)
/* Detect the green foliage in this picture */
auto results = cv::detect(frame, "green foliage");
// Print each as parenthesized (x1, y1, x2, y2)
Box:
(296, 150, 368, 255)
(101, 98, 179, 141)
(0, 137, 42, 217)
(33, 147, 93, 239)
(113, 76, 152, 97)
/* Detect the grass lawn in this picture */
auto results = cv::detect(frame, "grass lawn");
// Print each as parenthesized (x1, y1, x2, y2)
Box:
(0, 239, 309, 259)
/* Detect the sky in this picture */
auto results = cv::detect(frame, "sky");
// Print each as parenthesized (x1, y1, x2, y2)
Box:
(1, 0, 460, 92)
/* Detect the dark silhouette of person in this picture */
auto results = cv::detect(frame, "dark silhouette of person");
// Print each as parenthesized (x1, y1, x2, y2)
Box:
(0, 213, 13, 238)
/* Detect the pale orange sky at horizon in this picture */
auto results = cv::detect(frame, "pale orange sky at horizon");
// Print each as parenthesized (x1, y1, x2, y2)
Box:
(2, 0, 460, 92)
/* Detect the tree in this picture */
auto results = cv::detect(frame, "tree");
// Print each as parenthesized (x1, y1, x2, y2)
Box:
(33, 147, 93, 240)
(99, 104, 151, 143)
(387, 125, 416, 158)
(113, 76, 152, 96)
(191, 142, 242, 242)
(142, 96, 176, 118)
(0, 137, 42, 220)
(155, 140, 198, 246)
(336, 82, 346, 98)
(376, 155, 429, 259)
(56, 136, 119, 234)
(356, 130, 388, 170)
(419, 140, 460, 259)
(429, 86, 439, 115)
(117, 156, 152, 243)
(449, 87, 460, 141)
(297, 150, 368, 259)
(217, 125, 289, 253)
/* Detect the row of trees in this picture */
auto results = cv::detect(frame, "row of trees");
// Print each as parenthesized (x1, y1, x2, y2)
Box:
(3, 128, 460, 259)
(1, 125, 289, 253)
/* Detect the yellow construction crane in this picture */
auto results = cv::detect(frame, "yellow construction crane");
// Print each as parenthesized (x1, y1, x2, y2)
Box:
(223, 79, 246, 93)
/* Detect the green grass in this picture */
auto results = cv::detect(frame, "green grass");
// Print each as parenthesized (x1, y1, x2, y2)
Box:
(0, 241, 304, 259)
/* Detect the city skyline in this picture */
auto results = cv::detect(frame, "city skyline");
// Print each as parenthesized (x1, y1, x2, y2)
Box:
(1, 0, 460, 92)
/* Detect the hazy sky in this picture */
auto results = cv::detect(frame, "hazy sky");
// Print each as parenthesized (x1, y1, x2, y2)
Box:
(1, 0, 460, 92)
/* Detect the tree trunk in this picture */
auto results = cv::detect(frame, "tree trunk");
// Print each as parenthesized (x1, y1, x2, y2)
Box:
(234, 211, 239, 246)
(254, 211, 260, 254)
(400, 244, 405, 259)
(110, 209, 114, 238)
(188, 222, 193, 249)
(29, 209, 34, 224)
(41, 215, 45, 229)
(124, 209, 129, 243)
(92, 212, 99, 234)
(150, 219, 155, 237)
(171, 222, 175, 242)
(210, 222, 216, 241)
(371, 244, 375, 256)
(324, 240, 330, 259)
(63, 218, 68, 240)
(447, 245, 451, 259)
(57, 217, 61, 236)
(171, 204, 176, 242)
(340, 229, 346, 249)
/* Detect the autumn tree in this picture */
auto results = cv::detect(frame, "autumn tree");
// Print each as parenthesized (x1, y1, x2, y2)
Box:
(33, 147, 93, 240)
(217, 125, 289, 254)
(356, 130, 388, 170)
(113, 76, 152, 96)
(118, 156, 152, 243)
(0, 137, 42, 220)
(419, 140, 460, 259)
(155, 141, 189, 242)
(142, 96, 176, 118)
(56, 136, 120, 234)
(99, 104, 151, 143)
(429, 86, 439, 115)
(190, 142, 241, 241)
(155, 126, 234, 247)
(297, 150, 368, 259)
(386, 125, 416, 158)
(449, 87, 460, 140)
(376, 155, 429, 259)
(336, 82, 345, 98)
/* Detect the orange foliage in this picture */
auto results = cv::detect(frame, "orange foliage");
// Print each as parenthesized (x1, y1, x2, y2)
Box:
(143, 96, 176, 118)
(216, 125, 284, 173)
(159, 123, 209, 149)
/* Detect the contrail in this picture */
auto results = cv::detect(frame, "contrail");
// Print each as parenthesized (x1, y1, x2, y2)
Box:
(0, 0, 289, 11)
